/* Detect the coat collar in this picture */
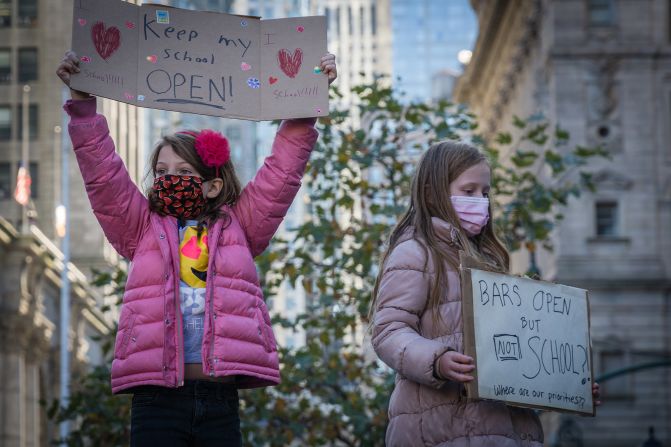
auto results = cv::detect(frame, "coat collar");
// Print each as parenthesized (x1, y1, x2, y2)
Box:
(431, 217, 461, 248)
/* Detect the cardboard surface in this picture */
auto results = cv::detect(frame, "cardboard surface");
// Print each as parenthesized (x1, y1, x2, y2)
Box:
(459, 253, 595, 415)
(260, 16, 328, 120)
(71, 0, 328, 120)
(71, 0, 139, 103)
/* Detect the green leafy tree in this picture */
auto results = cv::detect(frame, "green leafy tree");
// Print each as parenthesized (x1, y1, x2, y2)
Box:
(240, 78, 608, 445)
(47, 78, 607, 446)
(45, 268, 131, 446)
(483, 117, 609, 276)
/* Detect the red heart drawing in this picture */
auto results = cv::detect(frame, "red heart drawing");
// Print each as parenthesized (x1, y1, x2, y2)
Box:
(78, 18, 87, 26)
(91, 21, 121, 61)
(277, 48, 303, 79)
(269, 76, 278, 85)
(125, 20, 135, 29)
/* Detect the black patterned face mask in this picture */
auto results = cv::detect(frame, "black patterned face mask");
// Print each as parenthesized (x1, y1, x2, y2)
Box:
(152, 175, 207, 220)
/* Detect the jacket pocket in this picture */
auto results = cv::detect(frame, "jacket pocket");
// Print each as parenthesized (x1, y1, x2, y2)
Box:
(253, 302, 273, 353)
(115, 311, 138, 360)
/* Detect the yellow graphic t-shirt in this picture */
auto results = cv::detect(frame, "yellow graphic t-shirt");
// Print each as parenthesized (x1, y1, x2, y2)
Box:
(179, 226, 208, 288)
(178, 223, 208, 363)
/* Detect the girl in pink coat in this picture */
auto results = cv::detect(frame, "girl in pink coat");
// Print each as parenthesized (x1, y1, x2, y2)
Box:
(370, 142, 600, 446)
(57, 50, 336, 446)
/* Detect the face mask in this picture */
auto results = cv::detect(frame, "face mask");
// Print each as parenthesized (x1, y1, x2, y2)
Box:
(450, 196, 490, 237)
(152, 175, 207, 220)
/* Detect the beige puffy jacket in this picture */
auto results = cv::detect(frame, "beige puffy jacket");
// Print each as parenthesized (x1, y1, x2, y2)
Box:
(372, 217, 543, 446)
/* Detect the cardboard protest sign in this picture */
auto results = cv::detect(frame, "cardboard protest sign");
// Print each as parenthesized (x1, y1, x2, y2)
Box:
(460, 254, 595, 415)
(71, 0, 328, 120)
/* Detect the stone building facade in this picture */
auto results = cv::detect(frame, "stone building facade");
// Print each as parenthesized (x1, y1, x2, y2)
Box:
(0, 218, 111, 446)
(0, 0, 141, 445)
(454, 1, 671, 445)
(0, 0, 145, 269)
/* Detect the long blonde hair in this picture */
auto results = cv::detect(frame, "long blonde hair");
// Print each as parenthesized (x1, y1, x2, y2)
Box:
(370, 141, 509, 321)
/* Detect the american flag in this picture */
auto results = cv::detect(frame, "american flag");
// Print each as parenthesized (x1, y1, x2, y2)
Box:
(14, 166, 31, 206)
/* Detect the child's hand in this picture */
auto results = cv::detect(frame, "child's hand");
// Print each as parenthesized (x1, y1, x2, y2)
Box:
(56, 51, 92, 100)
(592, 382, 601, 406)
(436, 351, 475, 382)
(320, 53, 337, 85)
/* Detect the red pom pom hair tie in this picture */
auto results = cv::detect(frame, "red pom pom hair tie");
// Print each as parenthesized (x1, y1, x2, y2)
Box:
(176, 129, 231, 176)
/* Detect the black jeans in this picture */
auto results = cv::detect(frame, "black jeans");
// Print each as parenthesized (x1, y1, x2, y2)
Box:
(130, 380, 241, 447)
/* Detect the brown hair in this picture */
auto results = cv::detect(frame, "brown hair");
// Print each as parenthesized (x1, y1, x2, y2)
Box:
(370, 141, 510, 323)
(145, 131, 242, 226)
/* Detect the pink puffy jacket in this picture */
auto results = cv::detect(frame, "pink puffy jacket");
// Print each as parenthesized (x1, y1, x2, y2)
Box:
(372, 218, 543, 446)
(65, 98, 318, 394)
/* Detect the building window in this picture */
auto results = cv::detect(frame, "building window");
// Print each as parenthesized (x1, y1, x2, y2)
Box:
(18, 0, 37, 26)
(225, 126, 241, 141)
(0, 162, 10, 199)
(600, 351, 631, 399)
(335, 7, 340, 34)
(0, 105, 10, 140)
(285, 297, 295, 311)
(0, 0, 10, 27)
(371, 4, 377, 34)
(588, 0, 615, 27)
(18, 104, 39, 140)
(595, 201, 618, 236)
(0, 48, 10, 82)
(18, 48, 38, 82)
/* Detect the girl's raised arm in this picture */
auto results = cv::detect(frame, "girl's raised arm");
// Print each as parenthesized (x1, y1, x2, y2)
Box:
(234, 118, 318, 257)
(59, 52, 150, 260)
(234, 53, 336, 256)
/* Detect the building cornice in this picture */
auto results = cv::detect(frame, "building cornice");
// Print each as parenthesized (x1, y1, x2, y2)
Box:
(0, 218, 112, 336)
(551, 47, 671, 60)
(454, 0, 543, 135)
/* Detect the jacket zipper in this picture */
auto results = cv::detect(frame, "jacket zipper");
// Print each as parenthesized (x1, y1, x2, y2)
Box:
(208, 280, 216, 376)
(174, 220, 184, 387)
(175, 284, 184, 386)
(207, 227, 220, 377)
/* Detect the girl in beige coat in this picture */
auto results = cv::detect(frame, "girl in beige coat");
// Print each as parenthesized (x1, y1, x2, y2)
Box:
(370, 142, 598, 446)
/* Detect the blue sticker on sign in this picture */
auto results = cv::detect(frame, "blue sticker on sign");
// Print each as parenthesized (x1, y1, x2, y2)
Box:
(156, 10, 169, 24)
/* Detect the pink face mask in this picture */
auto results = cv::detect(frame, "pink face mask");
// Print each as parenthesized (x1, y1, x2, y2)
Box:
(450, 196, 490, 236)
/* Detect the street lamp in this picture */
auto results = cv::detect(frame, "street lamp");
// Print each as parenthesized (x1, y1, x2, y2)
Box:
(57, 86, 71, 444)
(458, 49, 473, 65)
(55, 205, 66, 238)
(54, 126, 66, 238)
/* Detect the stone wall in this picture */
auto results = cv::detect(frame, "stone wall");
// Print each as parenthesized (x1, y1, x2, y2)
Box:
(455, 1, 671, 445)
(0, 218, 111, 447)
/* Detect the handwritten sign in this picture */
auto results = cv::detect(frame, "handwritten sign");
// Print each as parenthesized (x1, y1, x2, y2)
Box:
(460, 254, 595, 415)
(71, 0, 328, 120)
